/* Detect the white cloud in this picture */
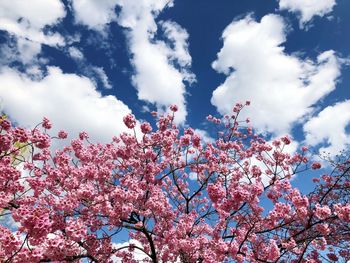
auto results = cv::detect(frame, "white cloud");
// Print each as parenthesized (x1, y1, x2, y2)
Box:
(15, 38, 42, 64)
(66, 47, 112, 90)
(68, 46, 84, 60)
(0, 213, 20, 231)
(159, 21, 193, 69)
(0, 0, 66, 65)
(69, 0, 194, 124)
(189, 172, 198, 181)
(92, 66, 113, 89)
(193, 129, 215, 144)
(278, 0, 336, 27)
(0, 67, 133, 143)
(115, 0, 173, 29)
(113, 239, 148, 262)
(71, 0, 118, 30)
(117, 0, 194, 124)
(211, 14, 341, 136)
(304, 100, 350, 156)
(0, 0, 65, 46)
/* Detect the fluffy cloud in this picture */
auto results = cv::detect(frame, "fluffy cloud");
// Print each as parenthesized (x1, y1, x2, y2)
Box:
(15, 38, 42, 64)
(0, 38, 42, 67)
(71, 0, 118, 30)
(304, 100, 350, 156)
(70, 0, 194, 124)
(0, 0, 66, 66)
(0, 0, 65, 46)
(211, 14, 341, 136)
(117, 0, 194, 124)
(278, 0, 336, 27)
(0, 67, 132, 143)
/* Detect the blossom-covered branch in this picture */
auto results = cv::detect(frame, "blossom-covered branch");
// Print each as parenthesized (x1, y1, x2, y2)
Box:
(0, 104, 349, 262)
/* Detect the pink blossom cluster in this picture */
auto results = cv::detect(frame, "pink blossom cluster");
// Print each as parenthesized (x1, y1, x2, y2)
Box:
(0, 107, 349, 262)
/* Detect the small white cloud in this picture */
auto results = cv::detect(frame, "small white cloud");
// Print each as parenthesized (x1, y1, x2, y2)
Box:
(71, 0, 118, 30)
(304, 100, 350, 156)
(65, 33, 82, 45)
(0, 66, 133, 143)
(189, 172, 198, 181)
(211, 14, 341, 136)
(68, 46, 84, 60)
(278, 0, 336, 28)
(92, 66, 113, 89)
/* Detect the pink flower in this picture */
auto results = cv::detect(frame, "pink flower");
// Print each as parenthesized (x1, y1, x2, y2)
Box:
(180, 135, 191, 146)
(314, 204, 331, 220)
(170, 104, 178, 112)
(327, 253, 338, 261)
(79, 131, 89, 140)
(141, 122, 152, 134)
(301, 146, 308, 152)
(0, 134, 13, 152)
(334, 204, 350, 222)
(13, 127, 29, 142)
(32, 129, 51, 149)
(311, 162, 322, 170)
(123, 114, 136, 129)
(192, 134, 201, 148)
(207, 183, 225, 203)
(267, 240, 280, 261)
(281, 135, 291, 145)
(42, 117, 52, 129)
(0, 119, 11, 131)
(315, 223, 330, 235)
(58, 130, 68, 139)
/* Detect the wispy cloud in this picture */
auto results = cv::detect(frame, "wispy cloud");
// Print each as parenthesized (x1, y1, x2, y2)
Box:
(278, 0, 336, 28)
(117, 0, 195, 124)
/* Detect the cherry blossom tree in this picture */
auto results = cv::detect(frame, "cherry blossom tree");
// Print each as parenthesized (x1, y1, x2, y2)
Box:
(0, 103, 349, 262)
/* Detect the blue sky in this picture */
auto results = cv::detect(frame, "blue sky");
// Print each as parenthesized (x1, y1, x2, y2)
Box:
(0, 0, 349, 157)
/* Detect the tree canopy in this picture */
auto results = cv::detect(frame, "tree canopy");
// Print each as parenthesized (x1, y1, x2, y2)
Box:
(0, 103, 349, 262)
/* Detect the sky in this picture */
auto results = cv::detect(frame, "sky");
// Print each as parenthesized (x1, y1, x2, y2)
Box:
(0, 0, 350, 158)
(1, 0, 350, 256)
